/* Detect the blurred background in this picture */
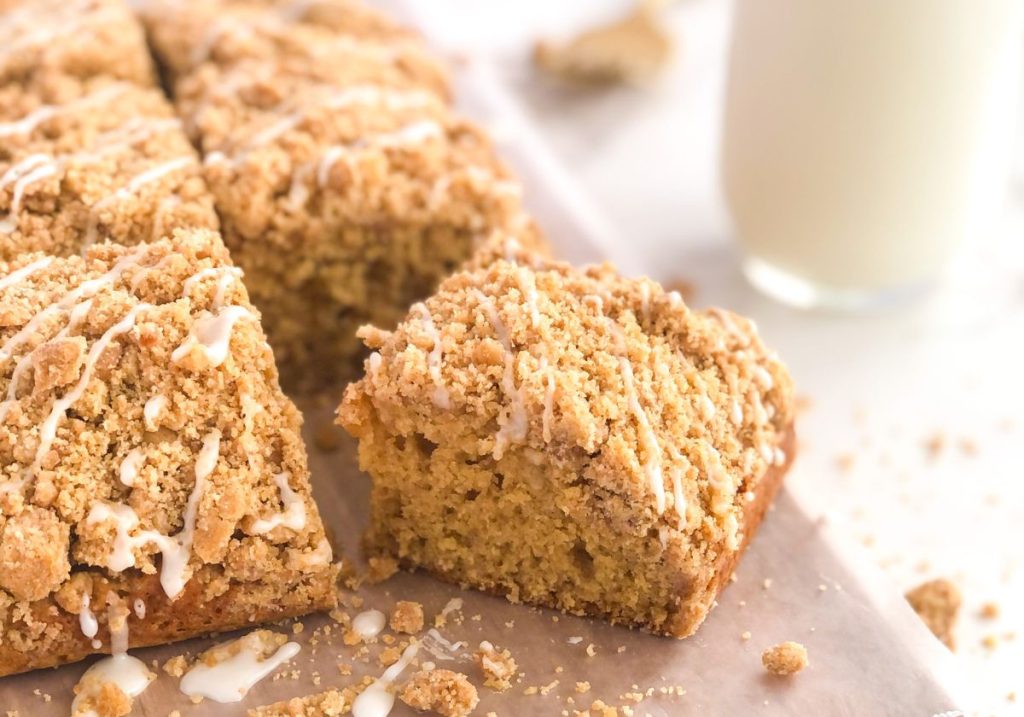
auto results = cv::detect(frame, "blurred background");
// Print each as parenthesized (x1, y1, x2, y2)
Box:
(395, 0, 1024, 713)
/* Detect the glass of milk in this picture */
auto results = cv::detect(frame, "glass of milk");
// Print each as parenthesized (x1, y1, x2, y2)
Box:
(721, 0, 1023, 310)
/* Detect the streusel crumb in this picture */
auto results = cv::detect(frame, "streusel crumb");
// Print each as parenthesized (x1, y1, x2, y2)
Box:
(390, 600, 425, 634)
(905, 578, 961, 650)
(761, 641, 808, 676)
(474, 641, 518, 692)
(399, 668, 479, 717)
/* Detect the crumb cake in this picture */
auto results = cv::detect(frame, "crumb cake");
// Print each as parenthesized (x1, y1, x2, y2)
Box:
(140, 0, 539, 388)
(339, 259, 795, 638)
(0, 0, 155, 90)
(0, 231, 336, 676)
(0, 79, 218, 260)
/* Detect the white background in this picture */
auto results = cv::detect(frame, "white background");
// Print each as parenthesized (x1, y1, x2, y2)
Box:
(404, 1, 1024, 714)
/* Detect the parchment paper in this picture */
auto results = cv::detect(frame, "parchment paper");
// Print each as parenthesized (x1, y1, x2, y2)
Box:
(1, 17, 972, 715)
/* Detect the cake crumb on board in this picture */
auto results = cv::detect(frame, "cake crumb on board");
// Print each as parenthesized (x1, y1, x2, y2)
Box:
(761, 642, 809, 676)
(475, 641, 519, 692)
(390, 601, 425, 635)
(905, 578, 961, 650)
(400, 668, 479, 717)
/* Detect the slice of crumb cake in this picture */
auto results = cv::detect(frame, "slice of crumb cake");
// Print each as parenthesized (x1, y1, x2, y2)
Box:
(339, 258, 794, 638)
(0, 230, 336, 676)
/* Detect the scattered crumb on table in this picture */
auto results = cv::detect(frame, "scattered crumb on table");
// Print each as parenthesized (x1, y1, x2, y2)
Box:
(761, 641, 809, 676)
(905, 578, 961, 650)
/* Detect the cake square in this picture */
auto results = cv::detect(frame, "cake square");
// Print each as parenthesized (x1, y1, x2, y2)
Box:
(0, 0, 155, 90)
(339, 258, 794, 638)
(0, 78, 219, 261)
(140, 0, 540, 389)
(0, 230, 336, 676)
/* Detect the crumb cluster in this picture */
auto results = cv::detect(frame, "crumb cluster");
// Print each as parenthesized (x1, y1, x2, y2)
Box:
(761, 641, 808, 676)
(340, 258, 795, 638)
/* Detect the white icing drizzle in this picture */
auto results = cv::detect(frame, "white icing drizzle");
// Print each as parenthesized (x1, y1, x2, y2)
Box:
(118, 448, 146, 488)
(699, 394, 716, 420)
(539, 356, 556, 444)
(133, 598, 146, 620)
(143, 394, 167, 431)
(352, 609, 387, 639)
(293, 119, 444, 201)
(730, 399, 743, 426)
(411, 302, 449, 409)
(182, 266, 243, 310)
(83, 156, 195, 250)
(0, 256, 52, 293)
(665, 445, 688, 528)
(638, 282, 651, 322)
(241, 85, 438, 156)
(0, 297, 92, 426)
(79, 593, 98, 639)
(171, 305, 253, 367)
(0, 157, 57, 233)
(292, 537, 333, 571)
(475, 290, 527, 459)
(367, 351, 383, 376)
(751, 364, 774, 390)
(351, 641, 420, 717)
(0, 241, 149, 364)
(71, 598, 154, 717)
(179, 631, 300, 703)
(250, 472, 307, 535)
(514, 266, 541, 329)
(29, 303, 151, 478)
(87, 430, 221, 599)
(595, 301, 667, 514)
(0, 82, 130, 139)
(438, 597, 463, 622)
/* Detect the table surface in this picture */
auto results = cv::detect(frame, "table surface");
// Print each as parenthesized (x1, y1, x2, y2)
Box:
(407, 1, 1024, 714)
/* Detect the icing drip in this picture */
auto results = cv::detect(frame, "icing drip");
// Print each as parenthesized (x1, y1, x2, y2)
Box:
(143, 394, 167, 431)
(539, 356, 556, 444)
(0, 83, 130, 139)
(171, 305, 253, 368)
(79, 593, 98, 639)
(241, 85, 438, 157)
(118, 448, 146, 488)
(30, 303, 151, 478)
(411, 303, 449, 409)
(699, 394, 716, 419)
(250, 472, 307, 534)
(0, 297, 92, 426)
(514, 266, 541, 329)
(352, 609, 386, 639)
(71, 598, 154, 717)
(596, 301, 666, 514)
(0, 256, 52, 293)
(351, 642, 420, 717)
(665, 445, 688, 528)
(0, 156, 57, 233)
(475, 290, 527, 459)
(133, 599, 146, 620)
(179, 631, 300, 703)
(87, 430, 221, 599)
(730, 399, 743, 426)
(297, 119, 444, 199)
(182, 266, 243, 310)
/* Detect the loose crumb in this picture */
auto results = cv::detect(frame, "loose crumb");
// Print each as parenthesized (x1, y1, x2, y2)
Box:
(761, 642, 808, 676)
(365, 555, 400, 584)
(399, 669, 479, 717)
(905, 578, 961, 650)
(162, 655, 189, 678)
(576, 681, 591, 694)
(475, 641, 518, 692)
(390, 600, 425, 634)
(980, 602, 1000, 620)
